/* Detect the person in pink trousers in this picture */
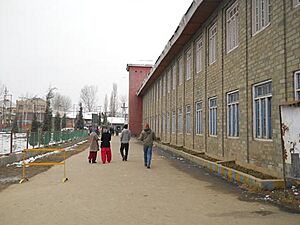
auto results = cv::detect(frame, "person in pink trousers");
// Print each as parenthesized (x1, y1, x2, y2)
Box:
(100, 127, 112, 163)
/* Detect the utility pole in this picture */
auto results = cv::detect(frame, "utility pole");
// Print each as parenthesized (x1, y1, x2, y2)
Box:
(121, 102, 128, 124)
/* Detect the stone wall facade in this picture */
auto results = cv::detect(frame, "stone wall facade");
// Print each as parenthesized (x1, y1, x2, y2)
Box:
(139, 0, 300, 177)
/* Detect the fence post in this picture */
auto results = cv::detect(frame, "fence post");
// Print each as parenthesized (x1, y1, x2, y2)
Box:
(10, 132, 13, 154)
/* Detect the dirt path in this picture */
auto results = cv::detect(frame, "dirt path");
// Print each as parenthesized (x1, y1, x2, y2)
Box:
(0, 136, 299, 225)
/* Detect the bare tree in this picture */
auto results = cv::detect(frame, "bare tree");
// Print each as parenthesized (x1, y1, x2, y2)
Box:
(0, 81, 5, 97)
(52, 93, 72, 113)
(103, 94, 108, 114)
(80, 85, 98, 112)
(109, 83, 118, 117)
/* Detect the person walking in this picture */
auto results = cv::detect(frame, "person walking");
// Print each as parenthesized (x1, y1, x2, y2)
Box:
(120, 124, 131, 161)
(100, 126, 112, 164)
(138, 123, 156, 169)
(88, 129, 99, 163)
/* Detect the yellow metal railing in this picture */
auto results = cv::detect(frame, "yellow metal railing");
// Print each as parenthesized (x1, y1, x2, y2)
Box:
(19, 148, 68, 183)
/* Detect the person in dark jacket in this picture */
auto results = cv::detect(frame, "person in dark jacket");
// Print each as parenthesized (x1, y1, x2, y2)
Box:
(120, 124, 131, 161)
(100, 127, 112, 164)
(138, 123, 156, 169)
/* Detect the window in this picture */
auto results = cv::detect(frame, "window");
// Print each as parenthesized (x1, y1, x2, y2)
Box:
(252, 0, 270, 34)
(172, 64, 176, 90)
(226, 2, 239, 52)
(196, 38, 203, 73)
(295, 71, 300, 100)
(195, 101, 203, 134)
(185, 105, 191, 134)
(172, 111, 176, 133)
(209, 23, 217, 64)
(167, 112, 170, 133)
(179, 57, 184, 85)
(253, 81, 272, 139)
(186, 48, 192, 80)
(162, 76, 165, 97)
(178, 108, 183, 133)
(168, 70, 172, 93)
(227, 91, 239, 137)
(293, 0, 300, 7)
(156, 82, 159, 102)
(209, 97, 217, 136)
(162, 113, 166, 133)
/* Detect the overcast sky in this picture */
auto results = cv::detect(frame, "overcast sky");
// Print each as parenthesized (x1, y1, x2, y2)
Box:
(0, 0, 192, 110)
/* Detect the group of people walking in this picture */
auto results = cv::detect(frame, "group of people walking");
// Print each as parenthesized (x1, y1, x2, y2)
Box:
(88, 123, 156, 169)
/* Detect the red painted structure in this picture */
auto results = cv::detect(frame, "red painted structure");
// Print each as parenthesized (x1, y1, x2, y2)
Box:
(126, 64, 152, 136)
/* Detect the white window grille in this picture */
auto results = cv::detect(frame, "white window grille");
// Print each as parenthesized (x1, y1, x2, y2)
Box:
(172, 111, 176, 133)
(172, 64, 176, 90)
(186, 48, 192, 80)
(195, 101, 203, 134)
(253, 81, 272, 139)
(295, 71, 300, 100)
(252, 0, 270, 35)
(209, 23, 217, 64)
(168, 70, 171, 93)
(185, 105, 191, 134)
(227, 91, 239, 137)
(196, 38, 203, 73)
(179, 57, 184, 85)
(209, 97, 217, 136)
(162, 113, 166, 134)
(178, 108, 183, 133)
(167, 112, 170, 133)
(226, 2, 239, 52)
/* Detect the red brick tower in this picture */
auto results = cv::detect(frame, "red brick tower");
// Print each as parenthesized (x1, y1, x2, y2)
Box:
(126, 64, 152, 136)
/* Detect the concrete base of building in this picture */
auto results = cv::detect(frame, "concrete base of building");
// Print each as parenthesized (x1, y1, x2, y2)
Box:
(156, 142, 288, 191)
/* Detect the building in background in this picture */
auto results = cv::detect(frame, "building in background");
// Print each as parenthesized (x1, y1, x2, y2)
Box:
(15, 98, 46, 131)
(126, 64, 152, 136)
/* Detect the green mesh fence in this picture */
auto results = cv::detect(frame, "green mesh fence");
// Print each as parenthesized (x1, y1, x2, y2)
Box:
(29, 130, 88, 147)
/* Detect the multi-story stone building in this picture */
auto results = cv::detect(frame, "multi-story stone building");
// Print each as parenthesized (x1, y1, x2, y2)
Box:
(133, 0, 300, 178)
(16, 98, 46, 131)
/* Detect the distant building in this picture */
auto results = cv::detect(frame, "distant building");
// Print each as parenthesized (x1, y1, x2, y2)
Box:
(15, 98, 46, 131)
(126, 64, 152, 136)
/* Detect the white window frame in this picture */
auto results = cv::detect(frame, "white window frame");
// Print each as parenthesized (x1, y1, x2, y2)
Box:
(162, 113, 165, 134)
(196, 37, 203, 73)
(185, 105, 191, 134)
(167, 112, 170, 133)
(293, 0, 300, 8)
(172, 64, 176, 90)
(227, 91, 239, 137)
(178, 57, 184, 85)
(178, 108, 183, 133)
(186, 48, 192, 80)
(195, 101, 203, 135)
(209, 23, 217, 65)
(167, 70, 171, 93)
(209, 97, 217, 136)
(253, 80, 272, 140)
(172, 111, 176, 133)
(295, 71, 300, 100)
(226, 2, 239, 53)
(252, 0, 270, 35)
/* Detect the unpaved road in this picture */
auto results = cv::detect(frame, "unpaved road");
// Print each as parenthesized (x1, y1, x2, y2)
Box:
(0, 136, 299, 225)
